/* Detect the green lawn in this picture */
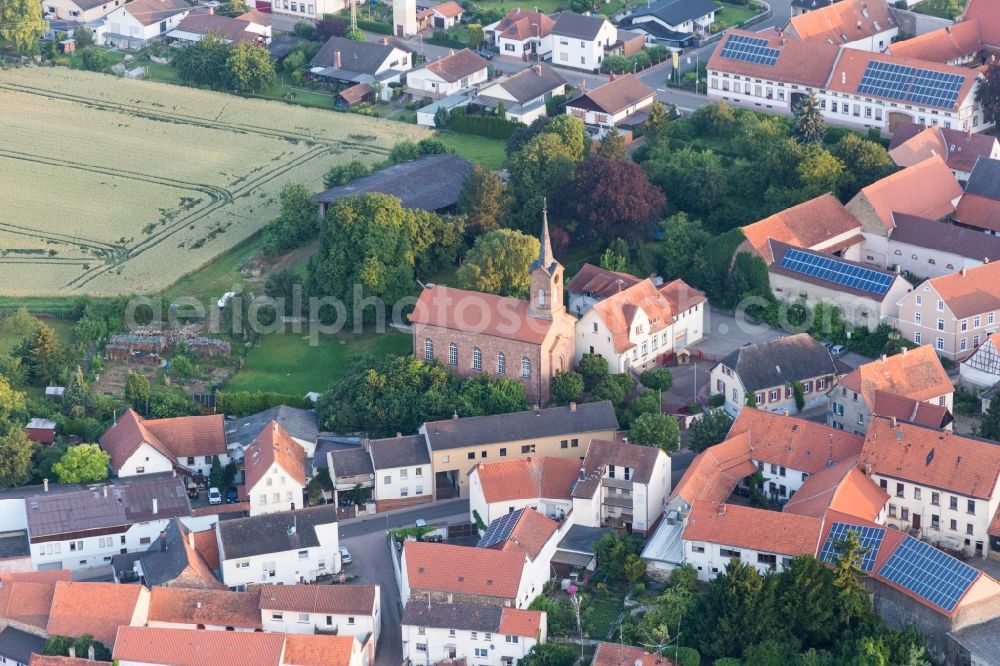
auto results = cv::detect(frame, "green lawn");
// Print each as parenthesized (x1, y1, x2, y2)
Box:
(911, 0, 966, 19)
(161, 235, 264, 307)
(436, 132, 508, 170)
(472, 0, 627, 16)
(225, 329, 412, 395)
(582, 591, 625, 640)
(712, 1, 762, 29)
(0, 316, 74, 355)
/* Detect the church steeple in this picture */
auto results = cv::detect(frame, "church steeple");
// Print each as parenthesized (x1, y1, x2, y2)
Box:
(528, 201, 564, 320)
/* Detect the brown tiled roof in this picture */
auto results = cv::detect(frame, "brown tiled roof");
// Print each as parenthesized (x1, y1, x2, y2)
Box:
(148, 588, 261, 629)
(431, 0, 464, 17)
(590, 279, 677, 354)
(861, 416, 1000, 499)
(244, 420, 307, 491)
(568, 74, 654, 115)
(669, 431, 758, 505)
(889, 123, 998, 173)
(728, 409, 865, 473)
(572, 438, 663, 499)
(338, 82, 372, 105)
(124, 0, 190, 26)
(888, 20, 982, 64)
(0, 578, 62, 630)
(99, 409, 226, 470)
(783, 457, 888, 521)
(826, 50, 979, 112)
(499, 607, 544, 638)
(566, 263, 641, 300)
(593, 642, 674, 666)
(990, 504, 1000, 537)
(491, 508, 559, 560)
(741, 193, 861, 264)
(0, 570, 71, 584)
(29, 657, 112, 666)
(473, 456, 582, 503)
(255, 583, 376, 615)
(658, 278, 707, 315)
(283, 635, 359, 666)
(850, 155, 962, 231)
(708, 28, 841, 88)
(868, 391, 951, 428)
(683, 500, 824, 557)
(926, 260, 1000, 318)
(953, 193, 1000, 233)
(410, 285, 553, 344)
(786, 0, 894, 44)
(963, 0, 1000, 48)
(839, 345, 952, 409)
(173, 13, 258, 42)
(425, 49, 489, 82)
(495, 9, 554, 41)
(48, 581, 143, 648)
(236, 8, 270, 25)
(112, 626, 285, 666)
(192, 527, 220, 571)
(404, 541, 525, 600)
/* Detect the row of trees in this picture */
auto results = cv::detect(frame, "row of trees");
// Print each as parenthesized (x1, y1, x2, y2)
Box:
(173, 34, 275, 92)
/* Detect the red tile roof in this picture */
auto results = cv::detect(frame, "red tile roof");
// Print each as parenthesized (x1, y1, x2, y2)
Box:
(426, 49, 489, 82)
(0, 577, 62, 630)
(953, 193, 1000, 233)
(410, 284, 554, 344)
(244, 420, 307, 492)
(499, 607, 544, 638)
(861, 417, 1000, 499)
(593, 642, 675, 666)
(148, 587, 261, 629)
(708, 28, 841, 88)
(47, 582, 143, 648)
(590, 279, 676, 354)
(568, 74, 654, 115)
(741, 193, 861, 264)
(850, 155, 962, 231)
(728, 409, 865, 474)
(404, 541, 525, 600)
(566, 263, 641, 301)
(926, 260, 1000, 319)
(990, 503, 1000, 537)
(112, 626, 285, 666)
(494, 508, 559, 560)
(0, 570, 71, 584)
(868, 391, 951, 428)
(428, 0, 464, 17)
(888, 20, 982, 63)
(670, 431, 758, 505)
(494, 9, 554, 41)
(99, 409, 226, 471)
(124, 0, 189, 26)
(473, 456, 582, 503)
(839, 345, 952, 410)
(683, 500, 824, 556)
(29, 657, 112, 666)
(888, 123, 998, 173)
(236, 8, 271, 26)
(783, 457, 888, 521)
(283, 635, 359, 666)
(786, 0, 895, 45)
(191, 527, 220, 571)
(963, 0, 1000, 48)
(255, 583, 376, 615)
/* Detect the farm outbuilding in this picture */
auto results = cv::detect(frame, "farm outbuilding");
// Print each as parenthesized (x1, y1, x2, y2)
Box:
(25, 418, 57, 444)
(336, 83, 373, 109)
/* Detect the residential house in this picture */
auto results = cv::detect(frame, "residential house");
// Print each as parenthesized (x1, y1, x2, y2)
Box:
(217, 504, 340, 588)
(225, 405, 319, 460)
(829, 345, 954, 434)
(551, 524, 609, 578)
(790, 0, 832, 17)
(896, 260, 1000, 360)
(565, 74, 655, 137)
(574, 278, 706, 373)
(476, 508, 563, 605)
(565, 263, 642, 316)
(0, 626, 44, 666)
(960, 334, 1000, 388)
(419, 401, 618, 498)
(113, 627, 364, 666)
(625, 0, 719, 44)
(471, 64, 566, 124)
(888, 122, 1000, 181)
(784, 0, 897, 52)
(416, 0, 464, 30)
(103, 0, 191, 49)
(99, 409, 228, 480)
(887, 19, 983, 66)
(782, 457, 890, 521)
(400, 602, 545, 666)
(46, 581, 150, 650)
(257, 584, 380, 653)
(145, 587, 262, 631)
(244, 421, 307, 516)
(550, 13, 617, 73)
(111, 518, 224, 590)
(25, 476, 191, 572)
(709, 333, 840, 416)
(861, 416, 1000, 558)
(0, 570, 70, 635)
(487, 9, 554, 61)
(409, 217, 577, 405)
(269, 0, 347, 22)
(885, 214, 1000, 279)
(468, 456, 581, 524)
(570, 438, 671, 535)
(168, 11, 272, 45)
(366, 434, 432, 511)
(738, 193, 864, 265)
(592, 643, 675, 666)
(962, 0, 1000, 51)
(953, 157, 1000, 235)
(323, 441, 374, 506)
(406, 49, 489, 99)
(43, 0, 122, 22)
(309, 36, 412, 93)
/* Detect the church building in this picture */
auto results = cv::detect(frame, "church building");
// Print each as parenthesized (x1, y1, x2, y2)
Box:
(409, 215, 576, 403)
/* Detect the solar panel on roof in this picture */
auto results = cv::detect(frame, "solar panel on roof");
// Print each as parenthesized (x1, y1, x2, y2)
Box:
(878, 536, 978, 612)
(856, 60, 965, 109)
(819, 522, 886, 572)
(477, 508, 523, 549)
(778, 249, 894, 296)
(719, 34, 780, 67)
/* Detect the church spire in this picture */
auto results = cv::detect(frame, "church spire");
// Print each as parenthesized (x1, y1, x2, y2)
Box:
(538, 198, 554, 270)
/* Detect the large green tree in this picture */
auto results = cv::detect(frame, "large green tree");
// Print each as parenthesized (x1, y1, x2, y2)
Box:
(0, 0, 46, 53)
(173, 32, 231, 87)
(52, 444, 110, 484)
(29, 322, 63, 387)
(833, 133, 896, 199)
(565, 157, 666, 242)
(830, 529, 873, 626)
(456, 229, 539, 298)
(522, 644, 577, 666)
(550, 371, 584, 405)
(792, 91, 825, 144)
(506, 132, 580, 230)
(262, 183, 319, 255)
(227, 42, 275, 92)
(692, 559, 777, 659)
(458, 165, 508, 235)
(629, 412, 679, 451)
(124, 372, 151, 413)
(690, 408, 734, 453)
(0, 428, 33, 488)
(979, 393, 1000, 440)
(0, 375, 27, 424)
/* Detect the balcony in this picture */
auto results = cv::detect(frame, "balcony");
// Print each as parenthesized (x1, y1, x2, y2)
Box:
(604, 493, 633, 509)
(602, 477, 633, 490)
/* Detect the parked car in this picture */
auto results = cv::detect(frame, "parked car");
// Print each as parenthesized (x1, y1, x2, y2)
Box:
(830, 344, 847, 357)
(208, 487, 223, 505)
(339, 546, 352, 565)
(225, 487, 238, 503)
(819, 340, 833, 349)
(476, 49, 494, 60)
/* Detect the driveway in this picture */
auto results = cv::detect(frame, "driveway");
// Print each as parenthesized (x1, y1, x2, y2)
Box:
(689, 307, 784, 360)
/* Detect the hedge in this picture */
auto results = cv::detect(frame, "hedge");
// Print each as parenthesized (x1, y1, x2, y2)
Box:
(446, 109, 522, 139)
(425, 31, 467, 48)
(215, 391, 313, 417)
(354, 18, 393, 34)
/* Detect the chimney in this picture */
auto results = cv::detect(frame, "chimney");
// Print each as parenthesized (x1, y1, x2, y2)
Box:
(569, 402, 577, 412)
(334, 51, 342, 69)
(881, 353, 887, 361)
(68, 647, 76, 659)
(610, 72, 616, 81)
(197, 601, 202, 609)
(382, 37, 389, 45)
(88, 646, 95, 661)
(891, 416, 897, 429)
(717, 504, 726, 516)
(961, 267, 967, 276)
(579, 467, 586, 481)
(152, 498, 158, 515)
(159, 531, 167, 552)
(901, 346, 907, 354)
(534, 64, 541, 75)
(103, 485, 108, 498)
(946, 25, 951, 33)
(189, 530, 195, 549)
(451, 412, 459, 420)
(841, 71, 846, 85)
(397, 432, 403, 438)
(449, 49, 455, 56)
(43, 478, 48, 492)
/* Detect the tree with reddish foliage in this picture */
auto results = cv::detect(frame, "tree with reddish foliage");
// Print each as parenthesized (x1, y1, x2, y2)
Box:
(565, 157, 666, 242)
(316, 16, 348, 41)
(549, 225, 570, 259)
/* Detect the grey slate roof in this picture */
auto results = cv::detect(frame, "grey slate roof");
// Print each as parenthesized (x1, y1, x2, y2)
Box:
(0, 531, 28, 559)
(0, 626, 44, 665)
(422, 401, 619, 451)
(489, 64, 566, 104)
(556, 525, 610, 553)
(552, 12, 609, 40)
(890, 214, 1000, 261)
(965, 157, 1000, 202)
(311, 36, 409, 74)
(401, 600, 503, 631)
(330, 446, 375, 478)
(111, 519, 214, 587)
(572, 439, 661, 498)
(219, 504, 338, 561)
(949, 616, 1000, 665)
(630, 0, 720, 26)
(314, 154, 474, 212)
(226, 406, 318, 447)
(718, 333, 838, 393)
(367, 434, 430, 470)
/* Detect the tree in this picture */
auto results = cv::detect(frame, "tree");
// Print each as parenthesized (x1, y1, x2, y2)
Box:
(546, 115, 587, 161)
(644, 100, 671, 145)
(292, 19, 316, 38)
(324, 160, 369, 189)
(0, 429, 33, 488)
(209, 455, 224, 489)
(639, 367, 673, 392)
(830, 529, 873, 626)
(566, 157, 666, 242)
(456, 229, 539, 298)
(796, 144, 846, 198)
(63, 366, 88, 413)
(125, 372, 151, 413)
(689, 408, 733, 452)
(467, 23, 484, 48)
(642, 145, 727, 220)
(44, 635, 111, 661)
(596, 127, 628, 160)
(506, 132, 579, 230)
(262, 183, 319, 255)
(346, 28, 365, 41)
(283, 49, 305, 75)
(29, 322, 62, 387)
(173, 32, 231, 87)
(0, 375, 27, 424)
(591, 375, 629, 405)
(791, 380, 806, 412)
(578, 353, 609, 391)
(726, 251, 772, 307)
(775, 556, 840, 649)
(316, 16, 347, 40)
(622, 553, 645, 583)
(52, 444, 110, 484)
(629, 412, 679, 451)
(458, 165, 508, 235)
(227, 42, 275, 92)
(832, 133, 896, 198)
(149, 391, 202, 418)
(792, 91, 825, 144)
(593, 531, 641, 581)
(550, 371, 584, 405)
(0, 0, 46, 53)
(978, 60, 1000, 124)
(599, 245, 628, 272)
(79, 46, 112, 71)
(218, 0, 246, 16)
(522, 644, 577, 666)
(658, 212, 710, 281)
(692, 558, 775, 659)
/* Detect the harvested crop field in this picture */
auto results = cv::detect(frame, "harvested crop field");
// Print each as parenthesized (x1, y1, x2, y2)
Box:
(0, 67, 429, 296)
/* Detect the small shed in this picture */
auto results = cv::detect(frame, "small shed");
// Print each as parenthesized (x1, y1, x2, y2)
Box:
(58, 38, 76, 53)
(336, 82, 373, 109)
(45, 386, 65, 402)
(25, 418, 57, 445)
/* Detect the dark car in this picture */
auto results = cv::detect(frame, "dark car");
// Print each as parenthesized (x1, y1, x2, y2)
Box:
(476, 49, 494, 60)
(225, 487, 238, 504)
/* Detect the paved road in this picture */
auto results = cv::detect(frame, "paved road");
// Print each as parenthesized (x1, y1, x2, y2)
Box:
(339, 497, 470, 538)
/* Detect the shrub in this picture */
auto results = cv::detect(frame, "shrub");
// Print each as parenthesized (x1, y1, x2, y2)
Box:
(446, 108, 522, 139)
(708, 393, 725, 407)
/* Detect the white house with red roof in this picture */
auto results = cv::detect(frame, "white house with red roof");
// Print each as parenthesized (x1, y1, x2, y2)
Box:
(783, 0, 897, 53)
(244, 421, 307, 516)
(468, 456, 581, 525)
(486, 8, 554, 61)
(99, 409, 228, 479)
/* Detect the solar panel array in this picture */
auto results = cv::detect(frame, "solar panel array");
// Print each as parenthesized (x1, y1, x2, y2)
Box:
(878, 536, 979, 612)
(857, 60, 966, 109)
(477, 508, 524, 549)
(819, 522, 886, 572)
(778, 249, 895, 296)
(719, 34, 780, 67)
